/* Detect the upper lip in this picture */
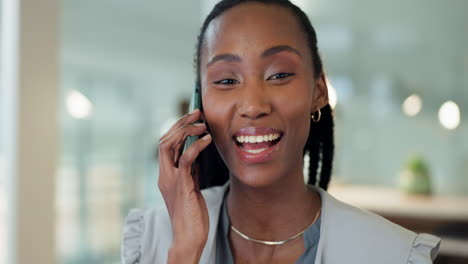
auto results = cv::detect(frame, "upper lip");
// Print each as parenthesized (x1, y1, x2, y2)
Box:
(233, 126, 283, 137)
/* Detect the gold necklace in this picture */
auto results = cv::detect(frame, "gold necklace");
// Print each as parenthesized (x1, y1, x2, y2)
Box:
(230, 208, 321, 246)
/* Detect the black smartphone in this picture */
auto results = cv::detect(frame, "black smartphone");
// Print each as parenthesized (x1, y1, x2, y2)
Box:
(183, 83, 202, 153)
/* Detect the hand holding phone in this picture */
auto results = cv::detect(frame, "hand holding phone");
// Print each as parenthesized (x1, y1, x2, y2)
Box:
(157, 84, 211, 263)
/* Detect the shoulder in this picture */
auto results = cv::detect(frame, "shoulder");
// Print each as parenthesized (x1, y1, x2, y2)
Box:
(121, 207, 168, 264)
(323, 189, 414, 239)
(316, 187, 441, 264)
(121, 184, 227, 264)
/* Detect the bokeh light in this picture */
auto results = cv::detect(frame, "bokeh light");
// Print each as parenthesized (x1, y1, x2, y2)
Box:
(402, 94, 422, 117)
(65, 90, 93, 119)
(438, 101, 461, 130)
(326, 79, 338, 109)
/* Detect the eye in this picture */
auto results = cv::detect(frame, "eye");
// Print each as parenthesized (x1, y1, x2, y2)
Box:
(267, 72, 295, 80)
(214, 79, 239, 85)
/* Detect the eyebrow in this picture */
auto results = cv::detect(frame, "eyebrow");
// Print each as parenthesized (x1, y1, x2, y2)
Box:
(261, 45, 302, 58)
(206, 45, 302, 67)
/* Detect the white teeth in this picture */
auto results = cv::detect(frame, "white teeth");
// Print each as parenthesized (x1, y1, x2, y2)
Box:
(242, 147, 268, 154)
(236, 135, 246, 143)
(235, 133, 280, 144)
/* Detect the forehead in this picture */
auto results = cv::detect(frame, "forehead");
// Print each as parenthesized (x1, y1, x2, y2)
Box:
(202, 2, 310, 62)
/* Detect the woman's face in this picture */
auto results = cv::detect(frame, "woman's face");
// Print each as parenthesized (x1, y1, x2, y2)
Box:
(200, 3, 328, 187)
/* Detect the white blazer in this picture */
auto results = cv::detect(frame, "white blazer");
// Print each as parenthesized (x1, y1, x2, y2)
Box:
(122, 182, 441, 264)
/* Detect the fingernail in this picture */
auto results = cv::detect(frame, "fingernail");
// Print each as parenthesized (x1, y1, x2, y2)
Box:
(193, 122, 205, 127)
(189, 109, 199, 114)
(202, 134, 211, 141)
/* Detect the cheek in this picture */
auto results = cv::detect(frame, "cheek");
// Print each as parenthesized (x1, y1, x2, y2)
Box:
(286, 105, 310, 149)
(202, 92, 233, 144)
(274, 84, 312, 149)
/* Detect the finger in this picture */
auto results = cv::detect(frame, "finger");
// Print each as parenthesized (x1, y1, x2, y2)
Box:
(172, 124, 207, 166)
(172, 133, 205, 166)
(178, 134, 212, 175)
(158, 123, 207, 170)
(160, 109, 202, 143)
(173, 141, 184, 165)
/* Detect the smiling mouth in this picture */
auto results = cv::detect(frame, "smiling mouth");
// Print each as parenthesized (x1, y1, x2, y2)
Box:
(233, 133, 283, 154)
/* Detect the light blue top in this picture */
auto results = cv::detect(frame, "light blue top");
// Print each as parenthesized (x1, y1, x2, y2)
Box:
(121, 182, 441, 264)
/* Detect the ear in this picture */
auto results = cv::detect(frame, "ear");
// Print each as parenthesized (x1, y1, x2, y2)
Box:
(312, 72, 329, 111)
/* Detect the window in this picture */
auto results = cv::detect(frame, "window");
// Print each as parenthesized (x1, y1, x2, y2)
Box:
(57, 0, 201, 262)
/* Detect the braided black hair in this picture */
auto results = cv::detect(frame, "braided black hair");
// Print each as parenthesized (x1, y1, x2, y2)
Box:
(194, 0, 334, 190)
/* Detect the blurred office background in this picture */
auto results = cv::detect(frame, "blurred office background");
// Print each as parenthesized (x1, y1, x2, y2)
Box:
(1, 0, 467, 263)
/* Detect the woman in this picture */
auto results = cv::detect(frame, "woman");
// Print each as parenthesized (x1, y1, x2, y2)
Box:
(122, 0, 441, 263)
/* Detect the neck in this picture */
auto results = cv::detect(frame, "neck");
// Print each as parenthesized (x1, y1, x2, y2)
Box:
(227, 169, 321, 241)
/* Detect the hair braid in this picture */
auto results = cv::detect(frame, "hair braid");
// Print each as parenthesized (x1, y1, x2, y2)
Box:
(305, 104, 334, 190)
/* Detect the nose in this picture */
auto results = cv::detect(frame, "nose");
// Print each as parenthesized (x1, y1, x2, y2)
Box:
(237, 84, 272, 119)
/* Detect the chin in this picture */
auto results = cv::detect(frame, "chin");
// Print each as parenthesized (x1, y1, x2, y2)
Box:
(230, 164, 286, 189)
